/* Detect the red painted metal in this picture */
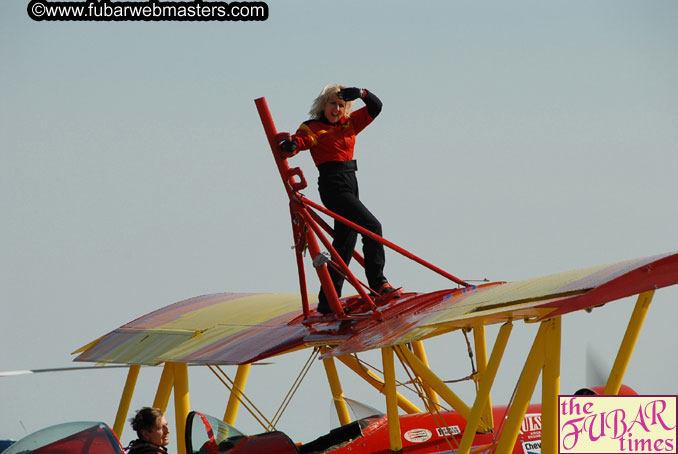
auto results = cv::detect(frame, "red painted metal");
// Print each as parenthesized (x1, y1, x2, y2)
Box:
(289, 205, 311, 318)
(256, 97, 342, 315)
(300, 195, 470, 288)
(317, 404, 545, 454)
(190, 404, 546, 454)
(299, 207, 377, 308)
(255, 96, 469, 320)
(256, 97, 346, 315)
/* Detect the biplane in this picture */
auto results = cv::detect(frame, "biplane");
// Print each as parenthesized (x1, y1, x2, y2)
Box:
(64, 97, 678, 454)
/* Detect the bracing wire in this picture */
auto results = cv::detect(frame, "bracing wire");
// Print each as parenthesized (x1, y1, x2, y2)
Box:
(353, 354, 425, 397)
(207, 348, 321, 433)
(443, 329, 478, 384)
(395, 345, 459, 454)
(270, 347, 320, 427)
(207, 364, 274, 431)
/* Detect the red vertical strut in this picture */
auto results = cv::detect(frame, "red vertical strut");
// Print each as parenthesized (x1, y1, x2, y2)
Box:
(255, 97, 344, 316)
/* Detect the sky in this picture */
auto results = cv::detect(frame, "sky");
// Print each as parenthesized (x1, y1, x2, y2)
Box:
(1, 0, 677, 448)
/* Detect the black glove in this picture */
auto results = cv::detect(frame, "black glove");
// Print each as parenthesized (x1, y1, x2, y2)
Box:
(337, 87, 364, 102)
(279, 139, 297, 155)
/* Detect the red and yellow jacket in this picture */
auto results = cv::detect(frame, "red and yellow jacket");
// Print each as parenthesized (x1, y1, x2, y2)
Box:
(291, 106, 375, 167)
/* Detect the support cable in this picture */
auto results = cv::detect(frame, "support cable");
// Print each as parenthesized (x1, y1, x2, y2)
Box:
(270, 347, 320, 427)
(207, 365, 274, 431)
(395, 345, 458, 454)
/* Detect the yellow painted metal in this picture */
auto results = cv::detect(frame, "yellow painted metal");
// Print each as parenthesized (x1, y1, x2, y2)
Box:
(173, 363, 190, 454)
(113, 365, 141, 437)
(457, 322, 513, 454)
(541, 317, 561, 454)
(382, 347, 402, 452)
(472, 323, 494, 431)
(223, 364, 251, 425)
(411, 341, 441, 410)
(495, 322, 547, 454)
(153, 362, 175, 412)
(396, 345, 472, 420)
(335, 354, 422, 414)
(321, 352, 352, 426)
(605, 290, 654, 395)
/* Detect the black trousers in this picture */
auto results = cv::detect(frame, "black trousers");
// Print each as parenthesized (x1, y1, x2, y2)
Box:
(317, 161, 387, 306)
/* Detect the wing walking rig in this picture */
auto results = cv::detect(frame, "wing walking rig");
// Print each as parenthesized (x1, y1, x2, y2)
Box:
(73, 97, 678, 454)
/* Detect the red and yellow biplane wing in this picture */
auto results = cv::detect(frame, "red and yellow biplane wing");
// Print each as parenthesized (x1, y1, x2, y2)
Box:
(74, 252, 678, 366)
(70, 98, 678, 454)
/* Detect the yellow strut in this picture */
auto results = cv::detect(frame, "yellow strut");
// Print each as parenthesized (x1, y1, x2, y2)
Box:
(153, 362, 175, 412)
(223, 364, 251, 425)
(173, 363, 190, 454)
(396, 345, 471, 420)
(605, 290, 654, 395)
(541, 317, 561, 454)
(320, 351, 352, 426)
(472, 323, 494, 430)
(494, 322, 547, 454)
(335, 354, 421, 414)
(457, 322, 513, 454)
(382, 347, 402, 452)
(113, 365, 141, 437)
(411, 341, 441, 411)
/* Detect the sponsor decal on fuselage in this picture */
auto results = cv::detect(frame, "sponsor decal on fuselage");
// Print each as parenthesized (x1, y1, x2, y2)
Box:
(522, 439, 541, 454)
(521, 413, 542, 440)
(404, 428, 432, 443)
(436, 425, 461, 437)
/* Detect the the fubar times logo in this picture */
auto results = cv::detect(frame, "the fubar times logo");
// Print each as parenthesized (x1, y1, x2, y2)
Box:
(559, 395, 677, 453)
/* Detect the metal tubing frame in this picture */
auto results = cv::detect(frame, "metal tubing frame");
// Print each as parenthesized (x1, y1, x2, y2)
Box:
(255, 97, 345, 315)
(472, 323, 494, 431)
(113, 365, 141, 437)
(299, 207, 376, 306)
(335, 354, 422, 414)
(301, 196, 469, 288)
(173, 362, 190, 454)
(290, 206, 311, 318)
(382, 347, 403, 452)
(223, 364, 251, 425)
(396, 344, 472, 420)
(302, 217, 344, 314)
(411, 341, 441, 410)
(604, 290, 654, 395)
(495, 322, 548, 454)
(255, 96, 469, 319)
(307, 207, 366, 268)
(457, 322, 513, 454)
(255, 100, 314, 310)
(153, 362, 175, 412)
(320, 351, 352, 426)
(541, 317, 561, 454)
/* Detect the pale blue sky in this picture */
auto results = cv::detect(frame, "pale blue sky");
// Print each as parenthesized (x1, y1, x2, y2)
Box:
(2, 0, 677, 446)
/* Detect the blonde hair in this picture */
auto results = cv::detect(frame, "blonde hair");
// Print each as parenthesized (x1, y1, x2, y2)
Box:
(308, 84, 354, 120)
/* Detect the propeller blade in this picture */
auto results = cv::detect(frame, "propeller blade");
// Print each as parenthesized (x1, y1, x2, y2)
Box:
(585, 344, 609, 387)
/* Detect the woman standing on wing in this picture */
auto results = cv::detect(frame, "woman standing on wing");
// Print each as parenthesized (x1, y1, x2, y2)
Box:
(280, 84, 400, 315)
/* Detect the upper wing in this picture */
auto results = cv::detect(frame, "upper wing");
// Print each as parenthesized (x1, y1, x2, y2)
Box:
(73, 293, 308, 365)
(74, 252, 678, 364)
(325, 252, 678, 357)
